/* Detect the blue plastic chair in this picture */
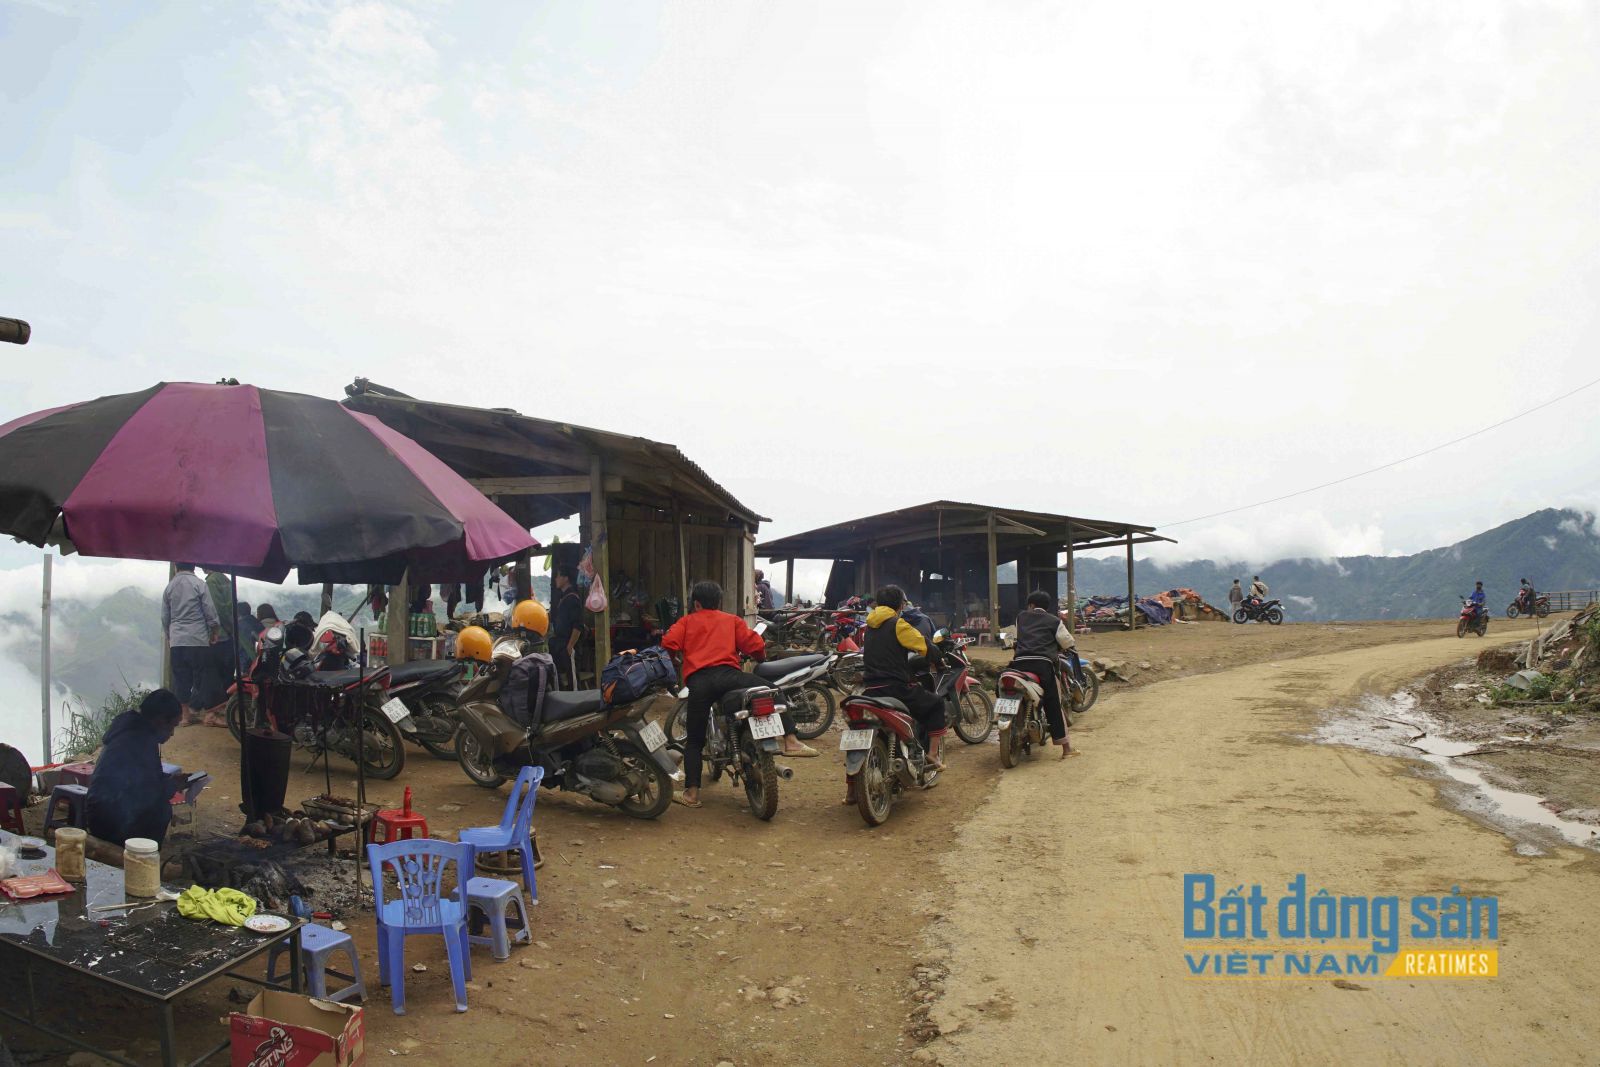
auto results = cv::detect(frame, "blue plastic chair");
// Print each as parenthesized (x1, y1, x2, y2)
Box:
(459, 766, 543, 902)
(368, 839, 473, 1015)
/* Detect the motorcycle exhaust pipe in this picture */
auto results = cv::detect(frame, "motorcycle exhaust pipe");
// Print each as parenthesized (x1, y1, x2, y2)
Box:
(574, 774, 629, 805)
(775, 765, 794, 780)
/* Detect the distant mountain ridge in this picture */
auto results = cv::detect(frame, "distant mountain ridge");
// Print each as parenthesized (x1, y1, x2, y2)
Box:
(1062, 508, 1600, 622)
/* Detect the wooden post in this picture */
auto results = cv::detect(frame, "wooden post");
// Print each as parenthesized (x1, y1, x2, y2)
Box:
(40, 553, 52, 764)
(866, 543, 877, 597)
(590, 455, 611, 670)
(987, 511, 1000, 635)
(1065, 526, 1076, 629)
(785, 558, 794, 604)
(673, 501, 689, 611)
(320, 582, 334, 615)
(1126, 537, 1136, 632)
(387, 571, 410, 664)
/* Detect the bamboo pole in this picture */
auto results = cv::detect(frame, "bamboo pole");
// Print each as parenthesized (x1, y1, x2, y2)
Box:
(591, 455, 611, 670)
(987, 512, 1000, 636)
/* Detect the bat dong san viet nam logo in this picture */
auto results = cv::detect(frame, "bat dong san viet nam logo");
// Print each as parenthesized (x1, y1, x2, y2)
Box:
(1183, 874, 1499, 980)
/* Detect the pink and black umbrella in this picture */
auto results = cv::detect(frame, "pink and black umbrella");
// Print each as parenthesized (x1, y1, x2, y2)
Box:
(0, 382, 535, 581)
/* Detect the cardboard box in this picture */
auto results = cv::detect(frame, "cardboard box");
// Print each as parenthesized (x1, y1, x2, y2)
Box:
(230, 991, 365, 1067)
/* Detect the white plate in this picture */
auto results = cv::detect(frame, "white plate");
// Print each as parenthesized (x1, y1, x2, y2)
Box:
(380, 697, 410, 724)
(993, 697, 1021, 717)
(245, 914, 293, 934)
(748, 714, 785, 740)
(639, 720, 667, 753)
(840, 728, 875, 751)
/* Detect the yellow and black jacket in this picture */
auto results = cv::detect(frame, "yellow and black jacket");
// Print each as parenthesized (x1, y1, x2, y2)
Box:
(862, 605, 929, 688)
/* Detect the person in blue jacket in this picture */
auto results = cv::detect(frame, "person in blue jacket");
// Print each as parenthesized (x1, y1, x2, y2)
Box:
(86, 689, 182, 846)
(1466, 581, 1487, 620)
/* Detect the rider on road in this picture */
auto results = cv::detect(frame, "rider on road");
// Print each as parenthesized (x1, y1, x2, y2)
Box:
(661, 581, 817, 809)
(1249, 575, 1270, 602)
(861, 585, 948, 771)
(1009, 591, 1079, 760)
(1467, 581, 1486, 618)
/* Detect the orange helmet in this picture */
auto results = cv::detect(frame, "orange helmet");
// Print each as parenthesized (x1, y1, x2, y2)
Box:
(510, 599, 549, 636)
(454, 625, 493, 663)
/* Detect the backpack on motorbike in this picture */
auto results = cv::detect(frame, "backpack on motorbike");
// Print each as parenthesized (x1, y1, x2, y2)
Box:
(601, 646, 677, 705)
(500, 651, 557, 729)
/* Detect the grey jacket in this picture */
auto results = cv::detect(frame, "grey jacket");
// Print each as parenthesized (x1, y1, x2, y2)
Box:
(162, 572, 219, 648)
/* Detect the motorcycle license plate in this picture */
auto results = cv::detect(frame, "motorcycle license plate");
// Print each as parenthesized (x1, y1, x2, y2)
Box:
(748, 713, 785, 740)
(840, 729, 875, 751)
(380, 697, 410, 724)
(994, 697, 1021, 718)
(639, 720, 667, 753)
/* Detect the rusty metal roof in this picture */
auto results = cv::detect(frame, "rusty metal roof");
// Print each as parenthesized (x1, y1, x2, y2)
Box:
(343, 379, 765, 530)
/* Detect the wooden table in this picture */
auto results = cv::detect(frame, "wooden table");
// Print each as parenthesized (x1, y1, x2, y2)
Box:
(0, 829, 303, 1066)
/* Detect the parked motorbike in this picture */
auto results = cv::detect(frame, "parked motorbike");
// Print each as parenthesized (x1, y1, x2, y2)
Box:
(665, 652, 838, 743)
(1234, 597, 1285, 625)
(840, 685, 942, 827)
(1506, 591, 1551, 619)
(454, 637, 679, 819)
(225, 624, 410, 779)
(385, 658, 466, 758)
(1457, 598, 1489, 638)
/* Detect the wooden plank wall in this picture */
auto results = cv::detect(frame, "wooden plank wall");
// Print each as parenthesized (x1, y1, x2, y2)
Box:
(608, 504, 747, 614)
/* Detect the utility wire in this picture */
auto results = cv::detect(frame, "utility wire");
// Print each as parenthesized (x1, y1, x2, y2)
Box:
(1161, 373, 1600, 529)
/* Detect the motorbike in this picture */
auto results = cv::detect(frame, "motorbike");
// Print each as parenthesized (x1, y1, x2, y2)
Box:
(225, 624, 410, 779)
(840, 680, 943, 827)
(931, 631, 994, 744)
(1506, 591, 1551, 619)
(994, 665, 1052, 769)
(665, 652, 838, 742)
(1234, 597, 1285, 625)
(1057, 650, 1100, 722)
(454, 636, 679, 819)
(682, 683, 794, 821)
(384, 658, 466, 759)
(1457, 598, 1489, 638)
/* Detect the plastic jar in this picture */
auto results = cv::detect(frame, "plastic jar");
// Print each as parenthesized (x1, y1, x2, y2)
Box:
(54, 826, 87, 882)
(123, 837, 161, 898)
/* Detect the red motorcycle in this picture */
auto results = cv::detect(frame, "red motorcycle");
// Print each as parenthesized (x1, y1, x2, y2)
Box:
(1457, 598, 1489, 638)
(938, 632, 994, 744)
(1506, 589, 1551, 619)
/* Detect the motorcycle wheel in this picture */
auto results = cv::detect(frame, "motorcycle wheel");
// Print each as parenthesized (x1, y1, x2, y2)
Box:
(739, 734, 779, 821)
(455, 725, 507, 789)
(1476, 619, 1489, 637)
(225, 691, 252, 742)
(665, 699, 689, 745)
(1506, 605, 1520, 619)
(998, 721, 1022, 769)
(1536, 602, 1550, 618)
(413, 695, 459, 759)
(1233, 609, 1249, 624)
(1456, 618, 1469, 638)
(790, 683, 836, 740)
(952, 688, 994, 745)
(1265, 608, 1284, 626)
(613, 739, 673, 820)
(355, 707, 406, 780)
(829, 657, 864, 693)
(856, 735, 893, 827)
(1070, 670, 1101, 713)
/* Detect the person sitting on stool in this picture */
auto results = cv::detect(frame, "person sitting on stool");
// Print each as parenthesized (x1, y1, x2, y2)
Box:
(86, 689, 182, 846)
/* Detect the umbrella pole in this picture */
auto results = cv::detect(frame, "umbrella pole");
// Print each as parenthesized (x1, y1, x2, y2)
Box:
(232, 572, 251, 828)
(355, 626, 368, 886)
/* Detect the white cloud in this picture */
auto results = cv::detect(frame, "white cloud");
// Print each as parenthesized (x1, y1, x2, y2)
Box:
(1541, 535, 1558, 550)
(1147, 509, 1391, 567)
(1286, 594, 1317, 611)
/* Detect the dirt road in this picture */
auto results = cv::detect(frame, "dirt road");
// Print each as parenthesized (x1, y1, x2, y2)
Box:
(925, 631, 1600, 1066)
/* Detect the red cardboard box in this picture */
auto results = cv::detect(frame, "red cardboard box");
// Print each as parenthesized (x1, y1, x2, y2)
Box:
(230, 991, 365, 1067)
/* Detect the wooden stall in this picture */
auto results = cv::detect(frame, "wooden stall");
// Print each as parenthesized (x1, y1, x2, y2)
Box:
(756, 501, 1170, 634)
(343, 380, 764, 675)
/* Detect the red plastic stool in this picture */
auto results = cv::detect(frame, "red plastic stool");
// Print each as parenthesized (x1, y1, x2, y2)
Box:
(369, 786, 429, 844)
(0, 783, 26, 835)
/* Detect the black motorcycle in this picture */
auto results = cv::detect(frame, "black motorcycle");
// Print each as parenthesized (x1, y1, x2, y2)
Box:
(1234, 597, 1285, 625)
(688, 683, 794, 821)
(454, 639, 678, 820)
(385, 659, 466, 759)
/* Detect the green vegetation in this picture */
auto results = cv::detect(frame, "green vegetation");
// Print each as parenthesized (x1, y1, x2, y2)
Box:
(55, 678, 152, 759)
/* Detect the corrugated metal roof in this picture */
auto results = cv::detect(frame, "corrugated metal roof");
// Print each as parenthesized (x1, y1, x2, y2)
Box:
(342, 380, 766, 527)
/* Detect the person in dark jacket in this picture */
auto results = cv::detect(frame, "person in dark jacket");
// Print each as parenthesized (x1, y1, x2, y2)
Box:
(549, 565, 585, 690)
(86, 689, 182, 846)
(1009, 590, 1079, 759)
(901, 602, 935, 643)
(861, 585, 948, 770)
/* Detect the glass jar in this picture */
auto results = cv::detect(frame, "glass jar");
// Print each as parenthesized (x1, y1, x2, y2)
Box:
(55, 826, 86, 882)
(123, 837, 161, 898)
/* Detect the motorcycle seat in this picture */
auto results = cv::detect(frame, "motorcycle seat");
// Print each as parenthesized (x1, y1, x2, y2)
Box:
(751, 654, 827, 681)
(543, 689, 606, 723)
(844, 694, 909, 714)
(308, 668, 365, 687)
(1001, 669, 1041, 684)
(388, 659, 461, 685)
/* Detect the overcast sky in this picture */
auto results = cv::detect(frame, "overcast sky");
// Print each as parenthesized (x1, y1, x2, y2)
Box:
(4, 0, 1600, 599)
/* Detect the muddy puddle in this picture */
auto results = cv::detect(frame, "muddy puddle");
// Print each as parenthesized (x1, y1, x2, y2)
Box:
(1314, 688, 1600, 855)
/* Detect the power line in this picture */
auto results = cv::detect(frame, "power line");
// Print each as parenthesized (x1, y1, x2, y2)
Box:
(1160, 373, 1600, 529)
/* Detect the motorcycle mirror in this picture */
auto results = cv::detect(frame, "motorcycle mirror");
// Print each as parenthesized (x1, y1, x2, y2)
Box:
(932, 628, 950, 644)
